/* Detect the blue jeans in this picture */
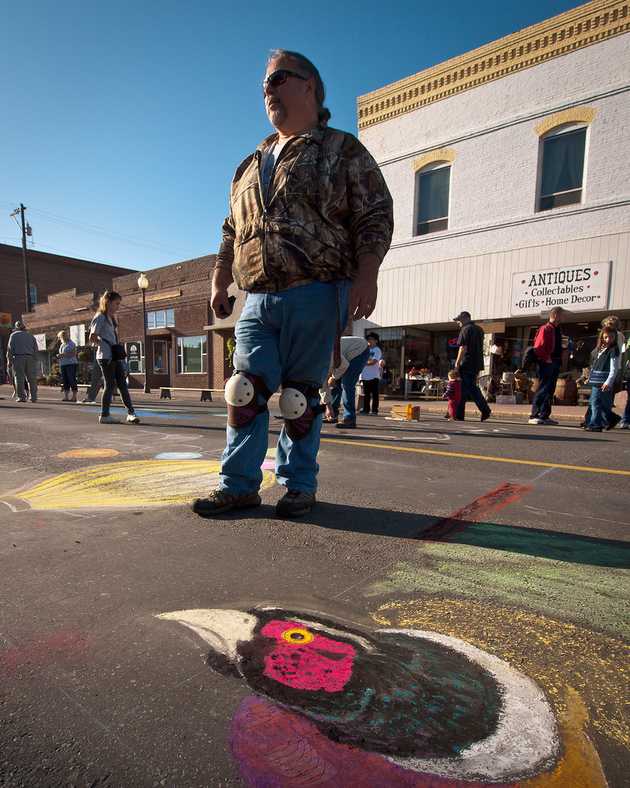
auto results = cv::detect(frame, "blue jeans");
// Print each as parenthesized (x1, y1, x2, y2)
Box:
(60, 363, 78, 392)
(531, 360, 560, 419)
(622, 381, 630, 424)
(456, 368, 490, 419)
(99, 360, 135, 417)
(220, 281, 349, 496)
(330, 347, 370, 422)
(588, 385, 614, 428)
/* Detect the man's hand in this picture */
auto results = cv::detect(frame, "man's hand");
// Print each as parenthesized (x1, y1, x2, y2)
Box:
(349, 254, 380, 320)
(211, 267, 234, 319)
(327, 375, 336, 387)
(601, 383, 610, 392)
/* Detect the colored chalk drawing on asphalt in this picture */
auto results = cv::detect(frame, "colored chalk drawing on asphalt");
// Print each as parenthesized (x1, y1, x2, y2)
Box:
(154, 452, 203, 460)
(109, 406, 194, 420)
(261, 447, 277, 471)
(371, 598, 629, 756)
(3, 460, 275, 511)
(158, 606, 559, 785)
(57, 448, 120, 459)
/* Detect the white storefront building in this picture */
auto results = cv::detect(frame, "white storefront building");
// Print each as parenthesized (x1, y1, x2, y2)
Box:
(357, 0, 630, 388)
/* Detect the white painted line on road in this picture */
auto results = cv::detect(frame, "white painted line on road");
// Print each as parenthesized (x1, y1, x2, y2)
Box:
(333, 432, 451, 443)
(321, 437, 630, 477)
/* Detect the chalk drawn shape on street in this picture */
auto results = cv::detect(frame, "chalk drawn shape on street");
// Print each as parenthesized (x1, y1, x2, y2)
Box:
(154, 452, 203, 460)
(157, 606, 559, 784)
(57, 448, 121, 459)
(3, 460, 275, 511)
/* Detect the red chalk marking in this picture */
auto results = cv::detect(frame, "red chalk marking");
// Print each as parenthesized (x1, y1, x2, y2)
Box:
(419, 482, 532, 541)
(0, 630, 90, 672)
(261, 620, 355, 692)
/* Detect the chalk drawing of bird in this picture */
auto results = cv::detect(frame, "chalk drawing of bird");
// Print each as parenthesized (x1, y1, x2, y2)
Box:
(158, 606, 559, 786)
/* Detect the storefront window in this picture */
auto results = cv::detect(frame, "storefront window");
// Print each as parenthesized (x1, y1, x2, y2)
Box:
(177, 336, 206, 374)
(147, 308, 175, 329)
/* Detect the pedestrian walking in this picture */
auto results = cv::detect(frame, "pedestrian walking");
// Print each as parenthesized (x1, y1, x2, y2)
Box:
(442, 369, 462, 420)
(7, 321, 38, 403)
(321, 336, 370, 428)
(360, 333, 383, 416)
(585, 326, 620, 432)
(89, 291, 139, 425)
(528, 307, 564, 426)
(453, 312, 491, 421)
(56, 330, 79, 402)
(620, 335, 630, 429)
(80, 349, 104, 404)
(192, 49, 393, 519)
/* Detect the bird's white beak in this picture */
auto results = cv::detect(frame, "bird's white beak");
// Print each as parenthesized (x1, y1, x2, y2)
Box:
(157, 608, 257, 661)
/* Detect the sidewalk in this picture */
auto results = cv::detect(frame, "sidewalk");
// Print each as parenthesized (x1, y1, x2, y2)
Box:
(0, 384, 599, 424)
(384, 397, 586, 422)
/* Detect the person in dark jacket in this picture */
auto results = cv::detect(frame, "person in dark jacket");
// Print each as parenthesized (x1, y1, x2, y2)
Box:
(453, 312, 491, 421)
(528, 307, 564, 426)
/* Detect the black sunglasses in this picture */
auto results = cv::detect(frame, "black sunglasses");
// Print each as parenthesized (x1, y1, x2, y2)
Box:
(263, 68, 308, 92)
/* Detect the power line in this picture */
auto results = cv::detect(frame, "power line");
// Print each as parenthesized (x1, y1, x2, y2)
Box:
(27, 206, 195, 257)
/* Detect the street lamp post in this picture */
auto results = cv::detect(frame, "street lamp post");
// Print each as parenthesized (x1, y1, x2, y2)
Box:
(137, 273, 150, 393)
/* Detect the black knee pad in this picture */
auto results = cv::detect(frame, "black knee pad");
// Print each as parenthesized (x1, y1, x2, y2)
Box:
(225, 372, 271, 428)
(279, 381, 325, 441)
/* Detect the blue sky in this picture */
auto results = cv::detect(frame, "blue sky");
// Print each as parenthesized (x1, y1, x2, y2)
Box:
(0, 0, 579, 271)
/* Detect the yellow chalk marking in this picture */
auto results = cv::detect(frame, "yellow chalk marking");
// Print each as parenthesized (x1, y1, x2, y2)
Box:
(373, 599, 630, 750)
(57, 448, 120, 459)
(322, 438, 630, 477)
(11, 460, 274, 511)
(523, 688, 607, 787)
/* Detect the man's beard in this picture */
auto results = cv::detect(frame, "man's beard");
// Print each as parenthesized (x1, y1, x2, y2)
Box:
(267, 102, 286, 126)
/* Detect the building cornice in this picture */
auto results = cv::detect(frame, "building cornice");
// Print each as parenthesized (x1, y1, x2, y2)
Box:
(357, 0, 629, 130)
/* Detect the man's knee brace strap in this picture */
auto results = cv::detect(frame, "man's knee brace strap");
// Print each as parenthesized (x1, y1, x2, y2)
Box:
(279, 382, 325, 441)
(225, 372, 271, 428)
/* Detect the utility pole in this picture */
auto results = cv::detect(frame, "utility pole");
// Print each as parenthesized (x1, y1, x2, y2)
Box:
(19, 204, 31, 313)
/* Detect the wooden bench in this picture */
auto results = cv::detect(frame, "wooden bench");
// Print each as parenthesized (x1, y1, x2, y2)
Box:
(160, 386, 223, 402)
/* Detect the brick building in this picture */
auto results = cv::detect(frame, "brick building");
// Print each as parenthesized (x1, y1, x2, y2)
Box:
(20, 288, 103, 380)
(112, 253, 239, 391)
(1, 242, 134, 375)
(0, 242, 134, 327)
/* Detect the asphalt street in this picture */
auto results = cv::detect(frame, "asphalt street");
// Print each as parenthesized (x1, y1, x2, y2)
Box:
(1, 389, 628, 787)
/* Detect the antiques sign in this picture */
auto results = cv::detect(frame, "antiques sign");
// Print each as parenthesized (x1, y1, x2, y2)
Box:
(511, 262, 610, 315)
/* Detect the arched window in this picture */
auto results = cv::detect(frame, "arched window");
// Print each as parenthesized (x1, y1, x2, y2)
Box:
(538, 122, 588, 211)
(415, 161, 451, 235)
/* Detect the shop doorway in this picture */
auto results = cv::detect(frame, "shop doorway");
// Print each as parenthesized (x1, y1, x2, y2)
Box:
(152, 338, 171, 385)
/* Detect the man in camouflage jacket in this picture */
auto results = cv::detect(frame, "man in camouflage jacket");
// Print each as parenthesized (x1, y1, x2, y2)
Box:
(192, 49, 393, 520)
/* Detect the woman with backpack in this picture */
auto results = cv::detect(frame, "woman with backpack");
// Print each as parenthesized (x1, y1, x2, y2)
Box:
(89, 291, 139, 425)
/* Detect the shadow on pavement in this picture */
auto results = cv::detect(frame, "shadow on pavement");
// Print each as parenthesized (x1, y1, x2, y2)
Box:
(215, 501, 630, 568)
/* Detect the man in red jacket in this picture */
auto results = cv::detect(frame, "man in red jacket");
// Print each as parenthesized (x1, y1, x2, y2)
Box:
(528, 307, 564, 425)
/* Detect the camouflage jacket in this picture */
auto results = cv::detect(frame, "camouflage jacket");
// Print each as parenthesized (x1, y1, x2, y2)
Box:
(215, 126, 394, 293)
